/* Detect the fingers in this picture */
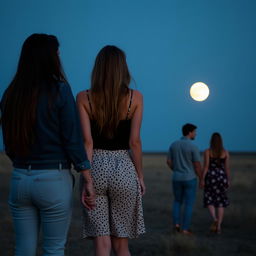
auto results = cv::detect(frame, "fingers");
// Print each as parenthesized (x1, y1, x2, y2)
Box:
(142, 184, 146, 195)
(82, 186, 96, 210)
(81, 197, 91, 210)
(82, 195, 95, 210)
(139, 180, 146, 196)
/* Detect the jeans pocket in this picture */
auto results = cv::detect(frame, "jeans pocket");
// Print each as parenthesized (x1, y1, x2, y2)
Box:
(33, 173, 64, 206)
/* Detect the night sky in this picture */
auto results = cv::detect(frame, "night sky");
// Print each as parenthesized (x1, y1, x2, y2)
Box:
(0, 0, 256, 152)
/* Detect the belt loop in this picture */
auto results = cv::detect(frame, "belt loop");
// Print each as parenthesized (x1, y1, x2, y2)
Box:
(28, 165, 32, 171)
(59, 163, 62, 171)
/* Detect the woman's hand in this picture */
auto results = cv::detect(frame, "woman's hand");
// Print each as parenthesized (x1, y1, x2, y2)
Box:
(139, 178, 146, 196)
(81, 182, 96, 210)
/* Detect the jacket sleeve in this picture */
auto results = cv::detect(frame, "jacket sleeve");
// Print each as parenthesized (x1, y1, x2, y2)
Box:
(58, 83, 91, 172)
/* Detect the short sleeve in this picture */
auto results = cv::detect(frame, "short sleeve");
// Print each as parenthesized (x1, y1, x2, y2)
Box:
(191, 145, 201, 162)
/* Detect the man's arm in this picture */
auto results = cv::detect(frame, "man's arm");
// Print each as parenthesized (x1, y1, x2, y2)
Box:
(167, 146, 173, 170)
(166, 159, 173, 170)
(193, 161, 202, 178)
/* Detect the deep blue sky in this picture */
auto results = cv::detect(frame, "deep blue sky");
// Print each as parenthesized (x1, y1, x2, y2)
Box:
(0, 0, 256, 152)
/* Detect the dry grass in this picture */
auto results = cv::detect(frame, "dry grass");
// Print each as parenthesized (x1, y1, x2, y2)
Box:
(0, 153, 256, 255)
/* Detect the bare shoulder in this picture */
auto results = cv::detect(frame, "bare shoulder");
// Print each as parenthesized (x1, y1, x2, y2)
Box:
(76, 90, 88, 104)
(224, 150, 230, 158)
(132, 89, 143, 103)
(204, 148, 210, 155)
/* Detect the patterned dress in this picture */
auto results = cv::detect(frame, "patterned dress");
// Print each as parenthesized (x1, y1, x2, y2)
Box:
(203, 157, 229, 208)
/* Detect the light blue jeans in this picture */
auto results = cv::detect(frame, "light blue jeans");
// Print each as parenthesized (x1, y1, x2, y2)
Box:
(8, 168, 74, 256)
(172, 178, 197, 230)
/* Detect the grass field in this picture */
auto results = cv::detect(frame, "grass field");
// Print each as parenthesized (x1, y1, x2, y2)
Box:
(0, 153, 256, 256)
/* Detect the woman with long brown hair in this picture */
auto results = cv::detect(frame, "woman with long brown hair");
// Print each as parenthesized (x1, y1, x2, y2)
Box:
(201, 132, 230, 234)
(77, 45, 145, 256)
(0, 34, 95, 255)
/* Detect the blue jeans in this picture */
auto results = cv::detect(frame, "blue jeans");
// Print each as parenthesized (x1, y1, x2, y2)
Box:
(172, 178, 197, 230)
(8, 168, 73, 256)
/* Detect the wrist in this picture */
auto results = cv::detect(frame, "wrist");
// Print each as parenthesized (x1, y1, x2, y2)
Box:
(81, 170, 93, 184)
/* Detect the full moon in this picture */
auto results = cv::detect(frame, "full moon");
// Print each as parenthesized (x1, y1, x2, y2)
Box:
(190, 82, 210, 101)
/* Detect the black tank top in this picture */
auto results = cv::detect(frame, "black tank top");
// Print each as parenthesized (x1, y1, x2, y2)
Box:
(87, 90, 133, 150)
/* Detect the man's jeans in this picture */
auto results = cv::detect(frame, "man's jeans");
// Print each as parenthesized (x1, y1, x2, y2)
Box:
(8, 168, 73, 256)
(172, 178, 197, 230)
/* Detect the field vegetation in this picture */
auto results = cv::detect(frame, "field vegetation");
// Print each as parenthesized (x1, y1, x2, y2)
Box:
(0, 153, 256, 255)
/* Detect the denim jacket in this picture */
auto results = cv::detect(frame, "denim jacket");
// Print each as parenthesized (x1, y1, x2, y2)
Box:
(1, 82, 90, 172)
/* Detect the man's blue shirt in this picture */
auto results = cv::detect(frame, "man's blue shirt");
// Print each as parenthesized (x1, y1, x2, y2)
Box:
(167, 136, 201, 181)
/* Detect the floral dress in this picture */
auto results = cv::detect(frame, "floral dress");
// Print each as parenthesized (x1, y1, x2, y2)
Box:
(203, 157, 229, 208)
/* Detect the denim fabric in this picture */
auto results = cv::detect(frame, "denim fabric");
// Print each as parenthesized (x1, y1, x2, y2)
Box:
(8, 168, 73, 256)
(1, 82, 90, 172)
(172, 178, 197, 230)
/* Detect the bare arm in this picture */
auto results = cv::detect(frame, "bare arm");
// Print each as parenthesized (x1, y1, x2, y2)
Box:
(76, 92, 93, 162)
(166, 159, 173, 170)
(76, 92, 95, 209)
(129, 91, 145, 195)
(193, 161, 202, 178)
(202, 149, 210, 180)
(224, 150, 231, 185)
(199, 149, 209, 188)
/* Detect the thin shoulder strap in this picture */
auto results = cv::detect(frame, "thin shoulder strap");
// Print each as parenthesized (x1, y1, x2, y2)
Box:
(126, 89, 133, 120)
(86, 90, 93, 117)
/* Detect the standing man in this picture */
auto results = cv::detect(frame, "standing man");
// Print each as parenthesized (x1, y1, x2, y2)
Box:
(167, 123, 202, 235)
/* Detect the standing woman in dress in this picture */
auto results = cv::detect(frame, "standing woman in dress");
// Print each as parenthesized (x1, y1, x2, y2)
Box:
(77, 45, 145, 256)
(0, 34, 95, 256)
(201, 132, 230, 234)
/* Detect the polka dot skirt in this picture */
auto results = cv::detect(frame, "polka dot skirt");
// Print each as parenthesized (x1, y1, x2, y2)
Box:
(80, 149, 145, 239)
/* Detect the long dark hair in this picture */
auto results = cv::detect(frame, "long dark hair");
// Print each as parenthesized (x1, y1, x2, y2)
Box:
(90, 45, 131, 138)
(1, 33, 67, 156)
(210, 132, 224, 159)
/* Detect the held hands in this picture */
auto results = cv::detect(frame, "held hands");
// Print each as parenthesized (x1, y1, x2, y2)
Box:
(81, 181, 96, 210)
(199, 179, 205, 189)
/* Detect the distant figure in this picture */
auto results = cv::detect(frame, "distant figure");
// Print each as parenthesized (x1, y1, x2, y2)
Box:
(201, 132, 230, 234)
(77, 45, 145, 256)
(0, 34, 95, 256)
(167, 123, 202, 235)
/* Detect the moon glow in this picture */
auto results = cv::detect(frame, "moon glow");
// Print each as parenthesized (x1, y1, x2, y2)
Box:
(190, 82, 210, 101)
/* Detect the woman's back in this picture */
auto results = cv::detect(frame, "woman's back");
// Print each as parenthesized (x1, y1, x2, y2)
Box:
(3, 82, 83, 168)
(86, 89, 133, 150)
(0, 33, 94, 256)
(77, 87, 143, 149)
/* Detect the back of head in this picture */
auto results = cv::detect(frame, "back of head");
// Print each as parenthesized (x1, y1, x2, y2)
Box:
(182, 123, 197, 136)
(1, 33, 67, 157)
(16, 33, 63, 85)
(210, 132, 224, 158)
(91, 45, 131, 138)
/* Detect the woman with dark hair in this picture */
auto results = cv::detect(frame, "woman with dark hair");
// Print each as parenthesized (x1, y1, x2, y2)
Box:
(0, 33, 95, 255)
(201, 132, 230, 234)
(77, 45, 145, 256)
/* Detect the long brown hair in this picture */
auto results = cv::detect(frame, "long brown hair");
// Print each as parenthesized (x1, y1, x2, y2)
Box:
(210, 132, 224, 158)
(90, 45, 131, 138)
(1, 33, 67, 157)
